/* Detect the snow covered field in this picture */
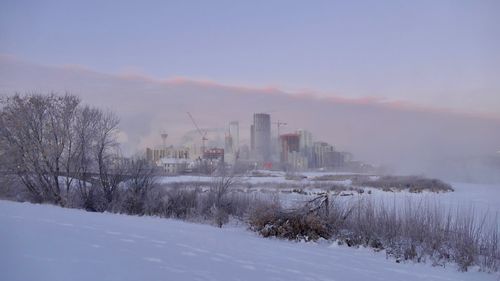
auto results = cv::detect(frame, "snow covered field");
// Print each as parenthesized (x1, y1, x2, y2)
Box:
(157, 171, 360, 185)
(1, 200, 497, 281)
(158, 172, 500, 222)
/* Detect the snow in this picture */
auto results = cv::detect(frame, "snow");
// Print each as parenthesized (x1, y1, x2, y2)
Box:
(157, 175, 214, 184)
(447, 182, 500, 213)
(157, 171, 362, 185)
(1, 200, 496, 281)
(350, 182, 500, 222)
(157, 173, 500, 226)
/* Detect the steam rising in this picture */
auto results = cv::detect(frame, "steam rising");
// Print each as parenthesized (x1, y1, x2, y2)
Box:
(1, 56, 499, 183)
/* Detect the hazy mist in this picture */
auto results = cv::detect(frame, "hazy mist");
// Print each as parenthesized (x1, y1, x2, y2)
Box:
(1, 55, 499, 183)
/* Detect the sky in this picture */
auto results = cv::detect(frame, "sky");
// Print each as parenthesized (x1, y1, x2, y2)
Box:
(1, 1, 500, 182)
(1, 0, 499, 117)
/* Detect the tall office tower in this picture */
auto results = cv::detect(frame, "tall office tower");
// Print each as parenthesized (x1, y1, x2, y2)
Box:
(280, 133, 300, 163)
(229, 121, 239, 153)
(252, 113, 271, 162)
(296, 129, 313, 152)
(250, 124, 255, 151)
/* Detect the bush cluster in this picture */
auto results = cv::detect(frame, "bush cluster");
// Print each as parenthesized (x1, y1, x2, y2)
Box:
(249, 204, 330, 241)
(249, 196, 499, 272)
(353, 175, 454, 193)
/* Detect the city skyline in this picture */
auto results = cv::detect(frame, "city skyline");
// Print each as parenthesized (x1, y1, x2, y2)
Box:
(1, 55, 499, 183)
(2, 2, 500, 279)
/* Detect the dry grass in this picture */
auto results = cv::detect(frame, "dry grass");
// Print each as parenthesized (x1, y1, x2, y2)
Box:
(249, 204, 330, 241)
(249, 195, 499, 272)
(353, 175, 453, 193)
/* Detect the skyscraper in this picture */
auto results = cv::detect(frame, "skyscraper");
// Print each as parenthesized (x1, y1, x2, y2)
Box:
(296, 129, 313, 152)
(225, 121, 240, 164)
(280, 133, 300, 163)
(229, 121, 239, 153)
(251, 113, 271, 162)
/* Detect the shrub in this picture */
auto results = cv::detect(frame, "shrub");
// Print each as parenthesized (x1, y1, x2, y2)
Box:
(353, 175, 453, 193)
(249, 202, 330, 241)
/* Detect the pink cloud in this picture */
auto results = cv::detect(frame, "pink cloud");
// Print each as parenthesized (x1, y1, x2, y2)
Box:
(2, 55, 500, 182)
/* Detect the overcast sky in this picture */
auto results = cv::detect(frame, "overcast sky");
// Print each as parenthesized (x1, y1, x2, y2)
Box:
(1, 0, 499, 117)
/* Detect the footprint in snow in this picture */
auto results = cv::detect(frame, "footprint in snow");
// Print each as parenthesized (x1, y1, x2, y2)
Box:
(215, 253, 233, 259)
(143, 257, 162, 263)
(128, 234, 146, 239)
(181, 251, 197, 257)
(119, 238, 135, 243)
(242, 264, 256, 270)
(151, 240, 166, 244)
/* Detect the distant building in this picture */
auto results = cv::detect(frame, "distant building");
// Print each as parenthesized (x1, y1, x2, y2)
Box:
(186, 142, 203, 160)
(146, 147, 189, 163)
(225, 121, 240, 165)
(324, 151, 345, 168)
(280, 133, 300, 163)
(203, 148, 224, 163)
(251, 113, 271, 162)
(296, 129, 313, 152)
(310, 142, 346, 169)
(157, 157, 190, 174)
(312, 142, 335, 168)
(288, 151, 308, 170)
(229, 121, 239, 152)
(224, 134, 234, 154)
(250, 124, 255, 152)
(239, 144, 250, 160)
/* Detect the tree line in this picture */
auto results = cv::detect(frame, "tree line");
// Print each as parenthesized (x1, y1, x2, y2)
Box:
(0, 93, 156, 211)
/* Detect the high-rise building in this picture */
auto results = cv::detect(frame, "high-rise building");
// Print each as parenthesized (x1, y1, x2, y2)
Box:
(229, 121, 239, 152)
(250, 124, 255, 151)
(251, 113, 271, 162)
(280, 133, 300, 163)
(312, 142, 335, 168)
(324, 151, 345, 168)
(225, 121, 240, 165)
(224, 134, 233, 154)
(296, 129, 313, 152)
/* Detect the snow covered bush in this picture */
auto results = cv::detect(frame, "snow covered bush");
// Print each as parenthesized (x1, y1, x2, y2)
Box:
(353, 175, 453, 193)
(249, 202, 331, 241)
(324, 197, 499, 272)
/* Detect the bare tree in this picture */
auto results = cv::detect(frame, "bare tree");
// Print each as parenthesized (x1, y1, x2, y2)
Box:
(92, 110, 121, 208)
(0, 94, 79, 205)
(0, 93, 122, 208)
(120, 158, 158, 215)
(73, 106, 103, 210)
(210, 166, 237, 227)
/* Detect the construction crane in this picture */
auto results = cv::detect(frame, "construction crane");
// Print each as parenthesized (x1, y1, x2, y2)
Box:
(273, 120, 287, 138)
(187, 112, 208, 153)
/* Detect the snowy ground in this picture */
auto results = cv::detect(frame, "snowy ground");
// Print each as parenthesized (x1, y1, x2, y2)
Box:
(341, 182, 500, 223)
(160, 172, 500, 222)
(1, 200, 496, 281)
(157, 171, 361, 185)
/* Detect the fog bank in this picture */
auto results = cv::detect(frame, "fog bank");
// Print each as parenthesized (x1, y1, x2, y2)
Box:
(1, 56, 499, 183)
